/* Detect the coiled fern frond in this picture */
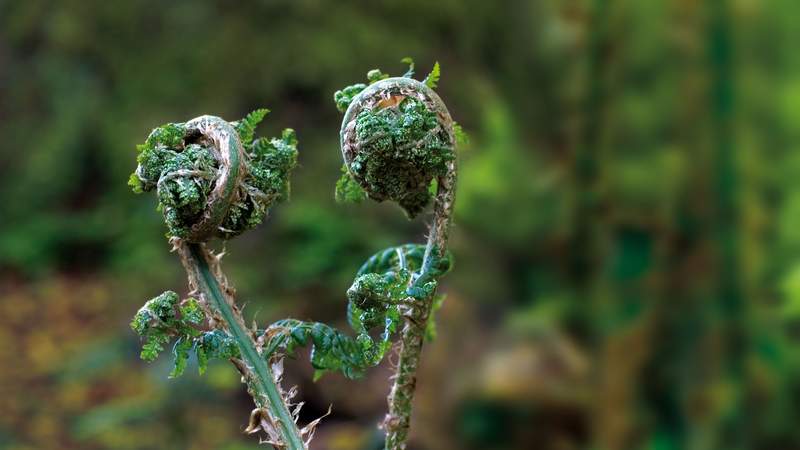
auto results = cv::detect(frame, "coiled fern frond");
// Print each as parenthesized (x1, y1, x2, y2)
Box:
(129, 112, 309, 449)
(261, 244, 452, 379)
(333, 59, 461, 449)
(334, 60, 457, 217)
(129, 110, 297, 241)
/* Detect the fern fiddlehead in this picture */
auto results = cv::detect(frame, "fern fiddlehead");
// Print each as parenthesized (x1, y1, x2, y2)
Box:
(130, 112, 308, 449)
(334, 60, 460, 449)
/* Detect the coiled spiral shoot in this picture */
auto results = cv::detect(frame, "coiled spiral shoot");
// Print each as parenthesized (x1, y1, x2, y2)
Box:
(332, 60, 462, 450)
(130, 109, 297, 241)
(335, 60, 464, 218)
(130, 112, 308, 449)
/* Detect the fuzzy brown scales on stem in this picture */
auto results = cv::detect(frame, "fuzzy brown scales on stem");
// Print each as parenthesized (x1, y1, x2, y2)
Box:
(173, 238, 306, 450)
(383, 296, 429, 448)
(383, 166, 457, 449)
(173, 240, 248, 343)
(132, 114, 307, 449)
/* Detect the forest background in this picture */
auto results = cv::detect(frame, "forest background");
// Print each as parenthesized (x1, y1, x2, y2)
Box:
(1, 1, 797, 449)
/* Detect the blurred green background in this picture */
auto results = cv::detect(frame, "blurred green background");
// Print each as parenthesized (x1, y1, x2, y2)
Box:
(1, 0, 798, 449)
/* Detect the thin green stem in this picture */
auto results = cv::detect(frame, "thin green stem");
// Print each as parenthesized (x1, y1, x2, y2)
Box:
(180, 242, 306, 450)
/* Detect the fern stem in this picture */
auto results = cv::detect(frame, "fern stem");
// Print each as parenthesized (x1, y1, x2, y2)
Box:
(384, 162, 456, 449)
(177, 242, 305, 450)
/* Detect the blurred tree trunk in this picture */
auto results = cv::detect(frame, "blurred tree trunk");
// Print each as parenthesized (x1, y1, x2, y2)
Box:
(705, 1, 746, 448)
(569, 1, 650, 449)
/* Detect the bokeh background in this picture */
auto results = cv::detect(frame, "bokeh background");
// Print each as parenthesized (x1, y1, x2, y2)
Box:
(1, 0, 797, 449)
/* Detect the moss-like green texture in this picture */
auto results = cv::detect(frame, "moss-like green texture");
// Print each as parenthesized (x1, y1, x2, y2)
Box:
(334, 163, 367, 203)
(334, 62, 456, 217)
(130, 110, 298, 240)
(350, 96, 453, 217)
(131, 291, 239, 377)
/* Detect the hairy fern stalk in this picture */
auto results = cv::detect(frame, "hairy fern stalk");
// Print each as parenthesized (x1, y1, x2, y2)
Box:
(130, 112, 309, 449)
(334, 59, 462, 450)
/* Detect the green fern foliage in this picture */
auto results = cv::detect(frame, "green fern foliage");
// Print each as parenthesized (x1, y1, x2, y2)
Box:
(334, 164, 367, 203)
(333, 61, 455, 217)
(423, 61, 440, 89)
(401, 57, 415, 78)
(333, 84, 367, 113)
(131, 291, 239, 377)
(129, 110, 298, 239)
(233, 108, 270, 145)
(261, 244, 452, 379)
(453, 122, 469, 145)
(367, 69, 389, 84)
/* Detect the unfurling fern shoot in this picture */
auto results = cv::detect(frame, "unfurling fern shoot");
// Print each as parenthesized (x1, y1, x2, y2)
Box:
(334, 59, 462, 450)
(129, 62, 461, 450)
(129, 112, 309, 449)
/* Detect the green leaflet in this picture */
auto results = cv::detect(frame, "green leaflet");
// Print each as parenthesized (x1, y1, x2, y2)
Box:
(401, 57, 415, 78)
(367, 69, 389, 84)
(130, 291, 239, 377)
(334, 164, 367, 203)
(171, 337, 193, 378)
(453, 122, 469, 145)
(425, 294, 446, 342)
(350, 95, 454, 217)
(333, 84, 367, 113)
(423, 61, 440, 89)
(261, 244, 453, 379)
(129, 110, 298, 239)
(196, 329, 240, 374)
(233, 108, 270, 145)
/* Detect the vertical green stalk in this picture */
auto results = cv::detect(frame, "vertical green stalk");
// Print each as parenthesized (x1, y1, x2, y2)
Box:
(708, 0, 744, 448)
(178, 242, 306, 450)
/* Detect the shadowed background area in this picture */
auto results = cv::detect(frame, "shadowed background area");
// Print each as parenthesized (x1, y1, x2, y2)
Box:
(1, 1, 798, 449)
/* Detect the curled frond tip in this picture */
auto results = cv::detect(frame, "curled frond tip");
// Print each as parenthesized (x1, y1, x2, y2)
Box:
(130, 111, 298, 242)
(334, 62, 456, 218)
